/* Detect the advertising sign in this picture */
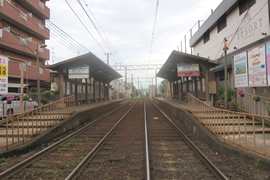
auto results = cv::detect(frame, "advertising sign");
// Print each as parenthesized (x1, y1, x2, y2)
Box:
(0, 56, 8, 93)
(248, 45, 267, 86)
(266, 42, 270, 85)
(234, 52, 248, 87)
(177, 64, 200, 77)
(68, 66, 89, 79)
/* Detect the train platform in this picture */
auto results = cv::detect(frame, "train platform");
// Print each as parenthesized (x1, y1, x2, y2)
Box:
(153, 97, 188, 109)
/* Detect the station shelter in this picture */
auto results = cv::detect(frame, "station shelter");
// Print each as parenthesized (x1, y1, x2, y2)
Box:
(157, 50, 218, 103)
(47, 53, 122, 104)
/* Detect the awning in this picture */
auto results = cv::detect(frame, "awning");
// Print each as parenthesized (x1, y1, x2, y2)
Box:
(8, 83, 29, 88)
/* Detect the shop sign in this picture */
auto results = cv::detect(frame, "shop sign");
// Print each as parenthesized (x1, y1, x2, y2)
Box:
(234, 52, 248, 87)
(69, 66, 89, 79)
(0, 55, 8, 93)
(248, 44, 267, 86)
(177, 64, 200, 77)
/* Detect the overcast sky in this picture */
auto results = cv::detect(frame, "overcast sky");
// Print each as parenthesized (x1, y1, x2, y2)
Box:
(46, 0, 222, 88)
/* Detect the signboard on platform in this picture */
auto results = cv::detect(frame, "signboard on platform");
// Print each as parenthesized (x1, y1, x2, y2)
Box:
(248, 44, 267, 86)
(234, 51, 248, 87)
(266, 42, 270, 85)
(68, 66, 89, 79)
(0, 55, 8, 93)
(177, 64, 200, 77)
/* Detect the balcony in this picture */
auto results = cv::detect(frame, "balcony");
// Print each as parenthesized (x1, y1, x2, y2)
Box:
(9, 61, 50, 81)
(0, 29, 49, 60)
(0, 0, 50, 39)
(19, 0, 50, 19)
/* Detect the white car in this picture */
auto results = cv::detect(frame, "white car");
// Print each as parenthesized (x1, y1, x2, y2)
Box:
(0, 94, 38, 116)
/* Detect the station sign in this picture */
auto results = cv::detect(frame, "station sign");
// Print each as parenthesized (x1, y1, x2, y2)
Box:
(0, 55, 8, 93)
(177, 64, 200, 77)
(68, 66, 89, 79)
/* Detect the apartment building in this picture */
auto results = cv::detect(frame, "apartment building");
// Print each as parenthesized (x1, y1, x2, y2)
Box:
(190, 0, 270, 95)
(0, 0, 50, 93)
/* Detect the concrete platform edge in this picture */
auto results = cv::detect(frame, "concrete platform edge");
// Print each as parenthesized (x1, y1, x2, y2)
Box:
(153, 98, 270, 170)
(0, 99, 128, 158)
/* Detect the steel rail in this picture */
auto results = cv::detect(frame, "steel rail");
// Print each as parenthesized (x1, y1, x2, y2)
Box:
(144, 98, 151, 180)
(65, 100, 139, 180)
(150, 99, 229, 180)
(0, 100, 132, 180)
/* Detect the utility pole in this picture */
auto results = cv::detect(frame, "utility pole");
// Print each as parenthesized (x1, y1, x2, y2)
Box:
(138, 77, 139, 97)
(131, 74, 133, 99)
(125, 67, 127, 98)
(223, 38, 229, 109)
(155, 69, 157, 95)
(105, 53, 111, 65)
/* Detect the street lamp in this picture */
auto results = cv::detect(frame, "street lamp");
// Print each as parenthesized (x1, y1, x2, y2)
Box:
(36, 44, 47, 106)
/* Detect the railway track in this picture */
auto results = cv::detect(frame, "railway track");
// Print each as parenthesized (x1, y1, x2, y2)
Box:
(0, 98, 229, 180)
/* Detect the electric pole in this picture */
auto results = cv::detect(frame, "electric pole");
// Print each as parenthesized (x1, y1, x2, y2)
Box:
(223, 38, 229, 109)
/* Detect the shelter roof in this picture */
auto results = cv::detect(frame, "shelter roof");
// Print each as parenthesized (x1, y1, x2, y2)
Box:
(157, 50, 218, 82)
(46, 52, 122, 84)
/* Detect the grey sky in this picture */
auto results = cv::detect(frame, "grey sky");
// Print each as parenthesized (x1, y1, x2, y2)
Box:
(46, 0, 222, 87)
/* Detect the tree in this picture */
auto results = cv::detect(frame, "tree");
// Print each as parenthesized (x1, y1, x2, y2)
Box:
(159, 79, 168, 94)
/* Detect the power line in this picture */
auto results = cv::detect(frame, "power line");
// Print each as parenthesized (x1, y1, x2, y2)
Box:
(148, 0, 160, 63)
(65, 0, 107, 53)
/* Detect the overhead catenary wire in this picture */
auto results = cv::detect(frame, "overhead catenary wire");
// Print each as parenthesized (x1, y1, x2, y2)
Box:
(77, 0, 124, 65)
(65, 0, 107, 54)
(148, 0, 160, 63)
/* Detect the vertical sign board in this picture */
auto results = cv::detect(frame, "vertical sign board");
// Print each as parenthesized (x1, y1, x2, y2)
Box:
(266, 42, 270, 85)
(0, 56, 8, 93)
(177, 64, 200, 77)
(234, 51, 248, 87)
(68, 66, 89, 79)
(248, 44, 267, 86)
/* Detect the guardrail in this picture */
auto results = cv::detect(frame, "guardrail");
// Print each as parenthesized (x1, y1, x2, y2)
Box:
(237, 92, 270, 116)
(188, 93, 270, 157)
(0, 95, 75, 150)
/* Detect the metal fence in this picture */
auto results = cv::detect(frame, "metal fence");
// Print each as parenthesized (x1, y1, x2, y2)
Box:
(0, 95, 75, 150)
(188, 93, 270, 157)
(237, 92, 270, 116)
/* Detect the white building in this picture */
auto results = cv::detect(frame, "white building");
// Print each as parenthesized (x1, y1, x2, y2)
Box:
(190, 0, 270, 95)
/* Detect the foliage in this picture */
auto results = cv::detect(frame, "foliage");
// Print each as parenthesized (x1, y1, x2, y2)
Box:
(255, 159, 261, 169)
(23, 95, 29, 101)
(237, 90, 244, 95)
(41, 98, 50, 105)
(252, 95, 260, 101)
(159, 80, 168, 94)
(262, 89, 270, 115)
(217, 86, 234, 101)
(0, 157, 9, 167)
(29, 92, 38, 98)
(42, 90, 52, 100)
(111, 91, 117, 100)
(220, 94, 225, 100)
(105, 173, 109, 180)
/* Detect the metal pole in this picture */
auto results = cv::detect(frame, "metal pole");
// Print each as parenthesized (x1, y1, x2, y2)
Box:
(36, 44, 41, 107)
(125, 67, 127, 98)
(223, 38, 229, 109)
(20, 62, 24, 113)
(131, 74, 133, 99)
(107, 53, 109, 65)
(155, 70, 157, 95)
(138, 77, 139, 97)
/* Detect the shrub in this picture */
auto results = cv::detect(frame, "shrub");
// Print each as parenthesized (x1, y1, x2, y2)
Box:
(23, 95, 29, 101)
(29, 92, 38, 98)
(220, 94, 225, 100)
(217, 86, 234, 101)
(42, 90, 52, 101)
(41, 98, 50, 105)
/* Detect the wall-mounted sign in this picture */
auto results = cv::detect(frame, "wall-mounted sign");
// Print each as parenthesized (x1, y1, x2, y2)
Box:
(68, 66, 89, 79)
(177, 64, 200, 77)
(234, 51, 248, 87)
(0, 56, 8, 93)
(266, 42, 270, 85)
(248, 44, 267, 86)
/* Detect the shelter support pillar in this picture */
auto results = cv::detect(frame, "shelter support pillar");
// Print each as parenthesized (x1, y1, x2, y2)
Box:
(85, 79, 88, 102)
(170, 81, 173, 98)
(104, 83, 106, 100)
(93, 79, 96, 101)
(176, 80, 179, 100)
(99, 81, 101, 101)
(75, 79, 78, 105)
(180, 77, 183, 100)
(59, 70, 64, 100)
(194, 77, 198, 97)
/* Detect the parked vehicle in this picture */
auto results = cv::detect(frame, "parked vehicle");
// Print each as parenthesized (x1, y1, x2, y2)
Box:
(0, 94, 38, 116)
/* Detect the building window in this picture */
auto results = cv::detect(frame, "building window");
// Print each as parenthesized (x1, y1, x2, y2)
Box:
(219, 70, 225, 81)
(203, 30, 210, 44)
(239, 0, 256, 15)
(217, 15, 226, 33)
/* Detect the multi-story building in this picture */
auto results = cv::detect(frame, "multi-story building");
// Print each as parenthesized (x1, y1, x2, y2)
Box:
(190, 0, 270, 95)
(0, 0, 50, 93)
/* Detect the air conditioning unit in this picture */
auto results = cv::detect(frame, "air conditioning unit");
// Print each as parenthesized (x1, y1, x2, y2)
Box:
(39, 1, 44, 9)
(0, 0, 3, 7)
(20, 11, 27, 21)
(3, 27, 10, 33)
(20, 37, 26, 46)
(39, 24, 44, 31)
(25, 37, 32, 42)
